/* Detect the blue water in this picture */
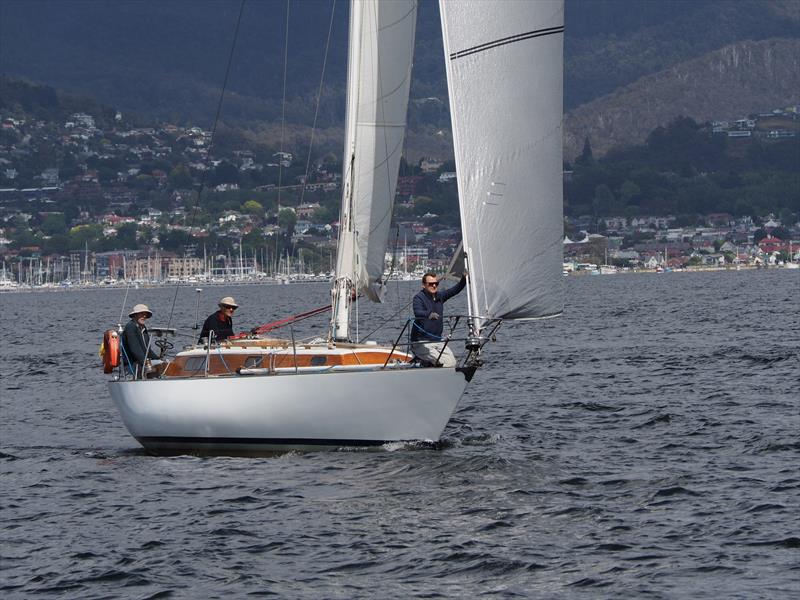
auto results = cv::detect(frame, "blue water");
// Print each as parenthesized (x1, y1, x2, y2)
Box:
(1, 270, 798, 598)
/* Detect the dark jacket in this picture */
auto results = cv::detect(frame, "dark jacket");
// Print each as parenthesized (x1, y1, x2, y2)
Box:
(121, 319, 159, 367)
(411, 276, 467, 342)
(199, 311, 234, 343)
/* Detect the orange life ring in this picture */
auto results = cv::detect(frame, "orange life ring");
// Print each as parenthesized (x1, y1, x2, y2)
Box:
(102, 329, 121, 373)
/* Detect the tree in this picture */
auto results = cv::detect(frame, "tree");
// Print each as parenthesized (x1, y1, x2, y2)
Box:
(592, 184, 615, 218)
(242, 229, 265, 253)
(97, 166, 117, 184)
(278, 208, 297, 235)
(770, 226, 791, 241)
(116, 223, 139, 249)
(242, 199, 265, 220)
(753, 228, 768, 244)
(68, 224, 103, 250)
(40, 213, 67, 235)
(312, 205, 334, 224)
(576, 136, 594, 166)
(779, 208, 796, 228)
(168, 165, 193, 190)
(210, 161, 240, 186)
(412, 196, 433, 216)
(43, 233, 69, 254)
(619, 180, 641, 207)
(159, 228, 192, 252)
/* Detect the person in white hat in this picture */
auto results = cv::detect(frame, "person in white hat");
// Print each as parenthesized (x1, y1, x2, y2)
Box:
(198, 296, 239, 344)
(121, 303, 159, 378)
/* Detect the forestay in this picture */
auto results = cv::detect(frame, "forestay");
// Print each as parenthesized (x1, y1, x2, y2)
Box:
(336, 0, 417, 301)
(440, 0, 565, 325)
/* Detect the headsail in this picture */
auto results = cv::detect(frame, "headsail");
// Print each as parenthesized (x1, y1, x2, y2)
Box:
(335, 0, 417, 302)
(440, 0, 565, 328)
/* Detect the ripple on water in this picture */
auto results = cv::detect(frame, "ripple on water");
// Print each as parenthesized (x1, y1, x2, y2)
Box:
(0, 273, 798, 598)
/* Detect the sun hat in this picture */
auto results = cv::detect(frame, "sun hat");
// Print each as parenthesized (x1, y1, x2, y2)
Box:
(218, 296, 239, 308)
(129, 303, 153, 318)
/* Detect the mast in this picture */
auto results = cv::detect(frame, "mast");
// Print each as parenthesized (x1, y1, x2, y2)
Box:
(330, 0, 363, 342)
(331, 154, 358, 341)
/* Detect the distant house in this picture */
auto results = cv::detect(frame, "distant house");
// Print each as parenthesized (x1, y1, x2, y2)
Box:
(420, 158, 443, 173)
(758, 235, 786, 254)
(603, 217, 627, 230)
(273, 152, 292, 168)
(295, 203, 320, 219)
(71, 113, 95, 128)
(706, 213, 733, 227)
(396, 175, 423, 196)
(766, 130, 796, 139)
(39, 168, 59, 186)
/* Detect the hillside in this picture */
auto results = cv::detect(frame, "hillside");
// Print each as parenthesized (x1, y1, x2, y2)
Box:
(1, 1, 799, 162)
(563, 0, 800, 108)
(564, 38, 800, 159)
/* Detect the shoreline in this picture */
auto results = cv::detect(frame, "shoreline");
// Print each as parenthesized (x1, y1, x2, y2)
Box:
(566, 264, 798, 276)
(0, 278, 330, 294)
(1, 264, 797, 294)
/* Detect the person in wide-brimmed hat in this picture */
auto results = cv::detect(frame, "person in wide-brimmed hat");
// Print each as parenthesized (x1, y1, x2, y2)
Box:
(121, 303, 159, 378)
(199, 296, 239, 344)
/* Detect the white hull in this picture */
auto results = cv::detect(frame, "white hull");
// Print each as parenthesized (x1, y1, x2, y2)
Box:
(109, 367, 472, 454)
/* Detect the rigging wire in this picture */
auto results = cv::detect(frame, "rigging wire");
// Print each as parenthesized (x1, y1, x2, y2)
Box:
(298, 0, 337, 207)
(276, 0, 290, 209)
(362, 297, 412, 341)
(166, 0, 247, 329)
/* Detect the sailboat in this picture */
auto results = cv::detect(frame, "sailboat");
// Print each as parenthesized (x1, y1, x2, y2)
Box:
(107, 0, 564, 455)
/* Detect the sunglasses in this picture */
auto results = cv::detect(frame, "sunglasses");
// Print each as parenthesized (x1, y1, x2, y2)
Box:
(222, 305, 237, 311)
(425, 281, 439, 287)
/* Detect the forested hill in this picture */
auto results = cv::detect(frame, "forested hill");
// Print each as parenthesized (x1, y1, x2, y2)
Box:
(1, 0, 799, 158)
(564, 38, 800, 159)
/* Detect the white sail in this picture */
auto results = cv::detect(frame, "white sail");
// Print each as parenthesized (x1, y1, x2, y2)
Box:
(336, 0, 417, 301)
(440, 0, 565, 326)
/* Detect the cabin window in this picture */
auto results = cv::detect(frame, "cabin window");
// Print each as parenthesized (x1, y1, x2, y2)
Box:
(310, 356, 327, 366)
(184, 356, 207, 372)
(244, 356, 264, 368)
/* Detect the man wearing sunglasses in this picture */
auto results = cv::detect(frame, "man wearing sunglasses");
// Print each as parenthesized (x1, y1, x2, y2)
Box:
(410, 271, 467, 367)
(199, 296, 239, 344)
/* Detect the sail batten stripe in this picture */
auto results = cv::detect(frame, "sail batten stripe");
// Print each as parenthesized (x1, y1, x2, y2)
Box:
(450, 26, 564, 60)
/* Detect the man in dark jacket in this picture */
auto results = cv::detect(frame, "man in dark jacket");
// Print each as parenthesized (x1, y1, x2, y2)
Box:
(199, 296, 238, 343)
(121, 303, 160, 378)
(411, 272, 467, 367)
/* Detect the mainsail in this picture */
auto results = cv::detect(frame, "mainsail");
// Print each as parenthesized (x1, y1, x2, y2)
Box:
(335, 0, 417, 302)
(440, 0, 565, 328)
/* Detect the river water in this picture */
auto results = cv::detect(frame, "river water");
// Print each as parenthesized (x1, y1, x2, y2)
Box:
(1, 270, 798, 598)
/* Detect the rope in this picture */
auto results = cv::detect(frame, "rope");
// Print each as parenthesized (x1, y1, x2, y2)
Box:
(229, 304, 331, 339)
(119, 339, 136, 377)
(409, 319, 443, 341)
